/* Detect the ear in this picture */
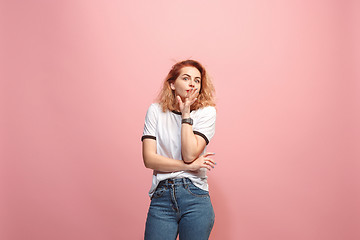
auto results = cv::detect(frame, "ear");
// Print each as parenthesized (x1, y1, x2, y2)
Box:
(170, 82, 175, 90)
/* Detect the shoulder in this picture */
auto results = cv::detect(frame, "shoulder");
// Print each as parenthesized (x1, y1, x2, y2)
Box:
(146, 103, 162, 114)
(194, 106, 216, 116)
(203, 106, 216, 114)
(144, 103, 162, 123)
(148, 102, 161, 110)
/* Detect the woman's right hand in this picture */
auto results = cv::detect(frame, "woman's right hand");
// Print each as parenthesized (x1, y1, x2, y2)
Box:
(187, 153, 216, 171)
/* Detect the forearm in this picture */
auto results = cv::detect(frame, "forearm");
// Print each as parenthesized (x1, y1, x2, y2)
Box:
(143, 151, 190, 172)
(142, 139, 191, 172)
(181, 123, 200, 163)
(177, 89, 206, 163)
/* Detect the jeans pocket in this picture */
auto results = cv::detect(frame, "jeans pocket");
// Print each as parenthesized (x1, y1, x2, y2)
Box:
(151, 186, 166, 199)
(186, 182, 210, 198)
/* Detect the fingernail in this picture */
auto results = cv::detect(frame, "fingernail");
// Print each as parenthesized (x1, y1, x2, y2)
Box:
(214, 162, 217, 165)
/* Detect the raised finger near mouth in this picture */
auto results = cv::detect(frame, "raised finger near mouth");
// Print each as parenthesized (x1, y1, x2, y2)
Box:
(189, 88, 198, 98)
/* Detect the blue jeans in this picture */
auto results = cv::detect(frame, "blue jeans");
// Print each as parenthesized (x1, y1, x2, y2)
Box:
(144, 178, 215, 240)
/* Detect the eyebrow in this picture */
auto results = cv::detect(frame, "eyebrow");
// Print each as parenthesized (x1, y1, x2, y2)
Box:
(182, 74, 201, 80)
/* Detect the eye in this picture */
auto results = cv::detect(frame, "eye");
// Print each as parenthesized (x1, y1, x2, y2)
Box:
(195, 79, 200, 83)
(183, 77, 189, 81)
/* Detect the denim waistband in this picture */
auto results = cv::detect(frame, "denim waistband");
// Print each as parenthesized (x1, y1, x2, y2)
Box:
(158, 178, 191, 187)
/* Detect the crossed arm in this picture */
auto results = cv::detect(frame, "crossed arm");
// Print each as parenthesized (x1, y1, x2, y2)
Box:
(142, 88, 215, 172)
(142, 139, 215, 172)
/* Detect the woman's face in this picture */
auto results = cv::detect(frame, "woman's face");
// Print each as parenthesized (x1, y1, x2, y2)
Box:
(170, 66, 201, 99)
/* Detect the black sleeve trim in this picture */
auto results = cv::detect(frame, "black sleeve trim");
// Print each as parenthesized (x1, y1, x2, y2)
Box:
(141, 135, 156, 141)
(193, 131, 209, 145)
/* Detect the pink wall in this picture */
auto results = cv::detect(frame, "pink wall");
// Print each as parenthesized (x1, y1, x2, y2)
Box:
(1, 0, 359, 239)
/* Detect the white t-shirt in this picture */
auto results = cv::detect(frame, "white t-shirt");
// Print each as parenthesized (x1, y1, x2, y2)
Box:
(142, 103, 216, 197)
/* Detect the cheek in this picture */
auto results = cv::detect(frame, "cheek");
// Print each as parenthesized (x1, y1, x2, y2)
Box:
(177, 81, 187, 89)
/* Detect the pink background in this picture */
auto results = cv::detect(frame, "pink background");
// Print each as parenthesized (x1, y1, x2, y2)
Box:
(1, 0, 359, 239)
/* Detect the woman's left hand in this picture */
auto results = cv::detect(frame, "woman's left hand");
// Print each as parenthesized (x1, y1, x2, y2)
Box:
(177, 88, 199, 117)
(187, 152, 216, 172)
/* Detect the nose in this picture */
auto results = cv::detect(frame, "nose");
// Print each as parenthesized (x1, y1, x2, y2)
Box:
(189, 80, 195, 87)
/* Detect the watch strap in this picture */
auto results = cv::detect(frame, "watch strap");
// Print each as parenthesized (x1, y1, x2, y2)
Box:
(181, 118, 193, 125)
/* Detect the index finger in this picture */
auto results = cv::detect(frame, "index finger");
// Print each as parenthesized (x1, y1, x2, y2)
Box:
(203, 152, 215, 157)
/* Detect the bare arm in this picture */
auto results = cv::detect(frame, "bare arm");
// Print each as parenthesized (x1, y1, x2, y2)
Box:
(181, 123, 207, 163)
(143, 139, 189, 172)
(142, 138, 215, 172)
(177, 88, 207, 163)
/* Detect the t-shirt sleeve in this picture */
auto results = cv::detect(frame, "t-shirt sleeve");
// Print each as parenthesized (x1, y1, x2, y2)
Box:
(193, 107, 216, 145)
(141, 104, 158, 141)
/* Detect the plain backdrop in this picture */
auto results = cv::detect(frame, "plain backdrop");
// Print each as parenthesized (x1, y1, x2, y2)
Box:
(1, 0, 359, 239)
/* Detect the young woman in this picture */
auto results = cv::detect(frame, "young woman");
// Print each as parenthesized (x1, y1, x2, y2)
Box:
(141, 60, 217, 240)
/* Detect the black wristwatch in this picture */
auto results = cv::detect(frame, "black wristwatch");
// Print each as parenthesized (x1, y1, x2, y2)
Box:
(181, 117, 193, 125)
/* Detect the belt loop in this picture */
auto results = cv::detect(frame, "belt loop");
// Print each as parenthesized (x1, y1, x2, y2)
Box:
(183, 178, 189, 188)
